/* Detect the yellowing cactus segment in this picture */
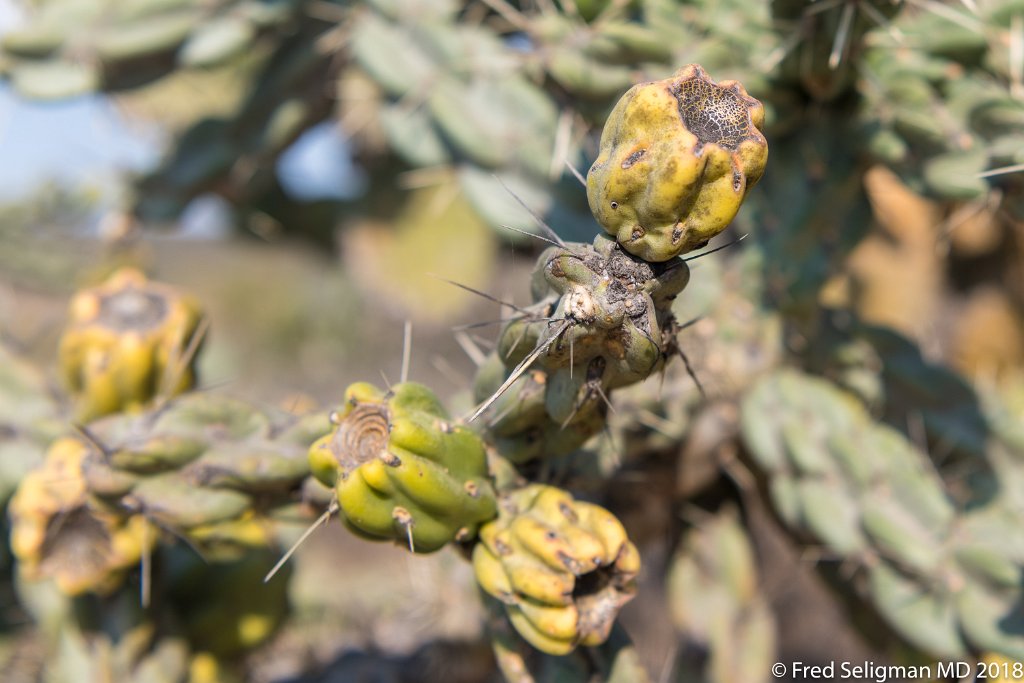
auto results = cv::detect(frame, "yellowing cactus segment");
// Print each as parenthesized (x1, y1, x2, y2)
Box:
(58, 267, 205, 422)
(472, 485, 640, 655)
(309, 382, 497, 552)
(587, 64, 768, 262)
(9, 437, 156, 596)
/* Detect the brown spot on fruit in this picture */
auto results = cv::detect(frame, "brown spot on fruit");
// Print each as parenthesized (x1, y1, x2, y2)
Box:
(671, 75, 752, 150)
(621, 148, 646, 169)
(331, 404, 391, 471)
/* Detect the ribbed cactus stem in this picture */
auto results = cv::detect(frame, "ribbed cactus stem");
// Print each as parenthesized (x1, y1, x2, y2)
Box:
(474, 235, 694, 465)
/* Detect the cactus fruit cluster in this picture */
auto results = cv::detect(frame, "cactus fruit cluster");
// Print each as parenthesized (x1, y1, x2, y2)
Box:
(11, 392, 328, 594)
(4, 384, 327, 679)
(476, 231, 690, 465)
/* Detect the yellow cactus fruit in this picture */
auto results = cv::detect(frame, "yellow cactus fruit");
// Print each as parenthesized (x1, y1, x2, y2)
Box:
(472, 485, 640, 655)
(58, 267, 205, 422)
(587, 64, 768, 261)
(9, 436, 156, 595)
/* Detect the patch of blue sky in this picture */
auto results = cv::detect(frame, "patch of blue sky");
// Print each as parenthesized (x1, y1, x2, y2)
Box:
(0, 0, 364, 218)
(0, 82, 162, 202)
(0, 1, 161, 203)
(276, 121, 367, 202)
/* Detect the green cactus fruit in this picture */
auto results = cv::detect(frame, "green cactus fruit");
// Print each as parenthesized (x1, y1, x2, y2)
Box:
(472, 484, 640, 655)
(308, 381, 497, 552)
(587, 64, 768, 261)
(58, 267, 205, 423)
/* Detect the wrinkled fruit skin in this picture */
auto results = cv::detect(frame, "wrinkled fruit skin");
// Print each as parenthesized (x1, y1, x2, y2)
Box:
(9, 437, 155, 595)
(58, 267, 204, 423)
(587, 64, 768, 261)
(472, 484, 640, 655)
(309, 382, 498, 552)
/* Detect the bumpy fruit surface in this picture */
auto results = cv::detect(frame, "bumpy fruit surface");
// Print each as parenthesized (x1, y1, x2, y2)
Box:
(9, 437, 155, 595)
(472, 484, 640, 655)
(309, 382, 497, 552)
(58, 267, 204, 422)
(587, 64, 768, 261)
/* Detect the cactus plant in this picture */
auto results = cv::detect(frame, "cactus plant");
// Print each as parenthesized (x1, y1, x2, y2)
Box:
(3, 0, 1024, 678)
